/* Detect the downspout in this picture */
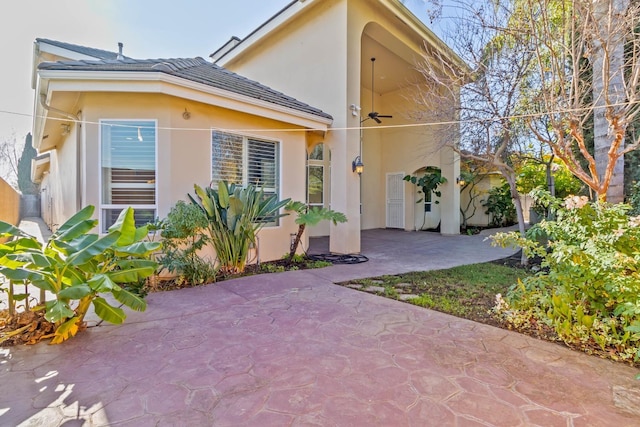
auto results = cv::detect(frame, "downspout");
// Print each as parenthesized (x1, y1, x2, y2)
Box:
(39, 94, 83, 212)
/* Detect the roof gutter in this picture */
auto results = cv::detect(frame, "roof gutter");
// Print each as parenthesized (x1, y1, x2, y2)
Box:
(39, 94, 83, 212)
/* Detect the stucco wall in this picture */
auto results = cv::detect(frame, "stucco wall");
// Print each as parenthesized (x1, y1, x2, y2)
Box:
(221, 0, 461, 244)
(63, 92, 308, 263)
(460, 174, 504, 227)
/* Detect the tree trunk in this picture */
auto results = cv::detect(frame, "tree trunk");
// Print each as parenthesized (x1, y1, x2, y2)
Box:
(505, 174, 528, 266)
(593, 0, 629, 203)
(288, 224, 306, 261)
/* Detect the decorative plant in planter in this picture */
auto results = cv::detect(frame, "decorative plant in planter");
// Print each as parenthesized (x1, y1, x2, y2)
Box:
(189, 181, 290, 275)
(0, 206, 160, 344)
(284, 201, 347, 261)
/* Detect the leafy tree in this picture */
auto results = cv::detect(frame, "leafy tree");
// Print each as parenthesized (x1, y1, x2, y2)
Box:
(413, 0, 537, 263)
(517, 156, 584, 199)
(512, 0, 640, 201)
(17, 133, 37, 195)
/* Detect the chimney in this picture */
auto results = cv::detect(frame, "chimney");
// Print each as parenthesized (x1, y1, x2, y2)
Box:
(117, 42, 124, 60)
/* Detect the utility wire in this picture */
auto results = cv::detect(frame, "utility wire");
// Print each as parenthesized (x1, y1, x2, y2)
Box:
(0, 98, 638, 134)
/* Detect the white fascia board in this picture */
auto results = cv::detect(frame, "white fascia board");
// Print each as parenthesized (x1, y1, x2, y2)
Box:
(380, 0, 469, 73)
(40, 70, 332, 130)
(216, 0, 311, 66)
(32, 78, 48, 150)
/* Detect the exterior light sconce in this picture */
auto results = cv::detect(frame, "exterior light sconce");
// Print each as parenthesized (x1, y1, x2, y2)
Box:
(456, 176, 466, 186)
(352, 156, 364, 175)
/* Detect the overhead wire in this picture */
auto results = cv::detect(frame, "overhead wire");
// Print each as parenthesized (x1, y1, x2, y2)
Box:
(0, 97, 638, 135)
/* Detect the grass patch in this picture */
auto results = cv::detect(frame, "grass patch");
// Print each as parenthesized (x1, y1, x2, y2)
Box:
(338, 262, 529, 326)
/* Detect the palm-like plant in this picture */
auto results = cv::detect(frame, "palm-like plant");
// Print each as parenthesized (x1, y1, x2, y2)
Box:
(189, 181, 290, 274)
(284, 201, 347, 261)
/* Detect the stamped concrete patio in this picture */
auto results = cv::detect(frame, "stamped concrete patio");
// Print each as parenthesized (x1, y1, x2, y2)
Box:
(2, 226, 640, 426)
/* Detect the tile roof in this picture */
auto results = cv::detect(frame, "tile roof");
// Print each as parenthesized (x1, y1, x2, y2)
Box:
(36, 38, 129, 60)
(38, 56, 332, 121)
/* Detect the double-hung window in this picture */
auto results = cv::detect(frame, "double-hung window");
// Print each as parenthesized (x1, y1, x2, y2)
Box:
(100, 120, 157, 232)
(211, 130, 280, 222)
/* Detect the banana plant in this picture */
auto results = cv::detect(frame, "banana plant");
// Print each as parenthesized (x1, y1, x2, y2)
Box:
(0, 206, 161, 344)
(189, 181, 290, 274)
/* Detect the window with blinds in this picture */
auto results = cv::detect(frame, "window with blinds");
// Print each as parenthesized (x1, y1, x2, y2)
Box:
(212, 131, 280, 224)
(101, 120, 157, 232)
(212, 131, 279, 192)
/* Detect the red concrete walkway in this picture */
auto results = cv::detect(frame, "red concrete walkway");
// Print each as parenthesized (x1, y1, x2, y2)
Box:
(1, 229, 639, 425)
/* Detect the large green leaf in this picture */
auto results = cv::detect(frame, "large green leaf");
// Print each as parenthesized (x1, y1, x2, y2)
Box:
(107, 267, 155, 283)
(0, 267, 45, 284)
(114, 241, 161, 257)
(54, 219, 98, 243)
(0, 221, 30, 239)
(110, 207, 137, 246)
(58, 284, 92, 300)
(87, 273, 115, 292)
(67, 231, 121, 266)
(8, 237, 42, 251)
(112, 286, 147, 311)
(8, 252, 53, 268)
(218, 181, 230, 208)
(193, 184, 215, 217)
(45, 300, 74, 323)
(51, 205, 95, 240)
(93, 297, 126, 324)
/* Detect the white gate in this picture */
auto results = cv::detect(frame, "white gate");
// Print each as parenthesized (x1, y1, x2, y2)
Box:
(386, 172, 405, 229)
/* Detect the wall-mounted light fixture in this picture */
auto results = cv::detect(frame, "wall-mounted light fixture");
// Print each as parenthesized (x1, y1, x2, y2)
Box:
(349, 104, 361, 117)
(352, 155, 364, 175)
(456, 176, 466, 186)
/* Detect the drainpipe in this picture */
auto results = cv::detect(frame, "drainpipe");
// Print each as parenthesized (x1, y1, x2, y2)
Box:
(39, 94, 83, 212)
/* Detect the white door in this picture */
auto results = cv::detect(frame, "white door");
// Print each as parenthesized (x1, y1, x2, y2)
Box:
(386, 173, 405, 229)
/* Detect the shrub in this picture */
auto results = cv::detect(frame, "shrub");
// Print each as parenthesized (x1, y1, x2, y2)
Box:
(158, 201, 216, 286)
(491, 191, 640, 362)
(483, 182, 516, 227)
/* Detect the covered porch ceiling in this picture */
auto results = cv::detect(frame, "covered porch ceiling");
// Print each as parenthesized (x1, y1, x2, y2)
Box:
(360, 25, 426, 96)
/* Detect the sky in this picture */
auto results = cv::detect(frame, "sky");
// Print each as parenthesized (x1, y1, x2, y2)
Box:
(0, 0, 442, 152)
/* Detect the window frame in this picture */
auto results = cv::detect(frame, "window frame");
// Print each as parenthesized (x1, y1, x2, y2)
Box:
(98, 119, 158, 233)
(210, 129, 282, 226)
(306, 144, 325, 207)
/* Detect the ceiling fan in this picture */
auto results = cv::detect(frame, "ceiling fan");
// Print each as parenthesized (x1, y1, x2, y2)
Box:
(367, 57, 393, 124)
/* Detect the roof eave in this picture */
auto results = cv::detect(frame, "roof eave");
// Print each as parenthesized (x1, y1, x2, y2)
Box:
(216, 0, 469, 74)
(37, 69, 333, 129)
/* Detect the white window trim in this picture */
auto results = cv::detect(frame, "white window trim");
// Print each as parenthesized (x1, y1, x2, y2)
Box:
(98, 118, 158, 233)
(210, 129, 283, 228)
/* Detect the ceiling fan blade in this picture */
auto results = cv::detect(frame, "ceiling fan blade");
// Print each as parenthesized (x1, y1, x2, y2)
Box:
(373, 116, 382, 124)
(377, 115, 393, 118)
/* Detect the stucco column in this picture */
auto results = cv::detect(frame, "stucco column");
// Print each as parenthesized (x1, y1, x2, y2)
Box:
(329, 126, 362, 254)
(439, 144, 460, 235)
